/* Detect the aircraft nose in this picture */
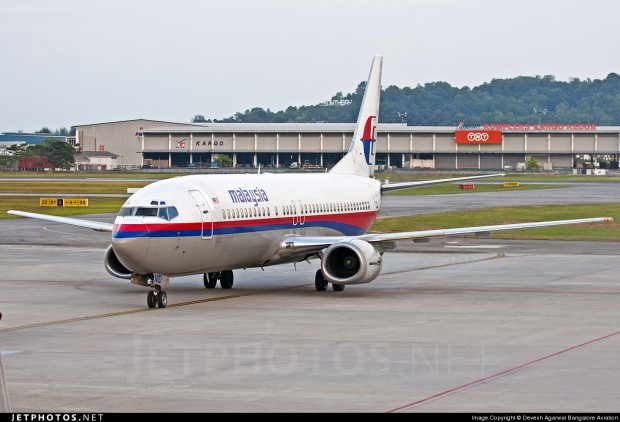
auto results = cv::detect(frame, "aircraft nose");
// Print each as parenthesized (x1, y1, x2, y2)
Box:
(112, 219, 151, 274)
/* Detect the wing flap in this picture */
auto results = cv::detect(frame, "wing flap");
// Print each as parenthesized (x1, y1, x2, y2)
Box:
(7, 210, 114, 232)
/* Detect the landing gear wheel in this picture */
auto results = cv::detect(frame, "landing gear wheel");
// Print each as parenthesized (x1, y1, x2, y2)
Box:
(147, 291, 157, 308)
(315, 270, 328, 291)
(332, 283, 345, 292)
(157, 291, 168, 308)
(203, 272, 218, 289)
(220, 270, 234, 289)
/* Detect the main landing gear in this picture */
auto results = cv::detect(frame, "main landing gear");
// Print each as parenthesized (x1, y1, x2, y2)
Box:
(147, 285, 167, 309)
(314, 269, 345, 292)
(203, 271, 234, 289)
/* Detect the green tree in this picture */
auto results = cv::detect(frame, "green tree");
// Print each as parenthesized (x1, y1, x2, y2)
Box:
(195, 72, 620, 125)
(35, 138, 76, 170)
(191, 115, 208, 123)
(214, 154, 232, 168)
(525, 157, 540, 171)
(6, 143, 29, 157)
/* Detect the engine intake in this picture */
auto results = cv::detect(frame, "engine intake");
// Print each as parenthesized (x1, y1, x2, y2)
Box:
(104, 244, 132, 279)
(321, 239, 382, 285)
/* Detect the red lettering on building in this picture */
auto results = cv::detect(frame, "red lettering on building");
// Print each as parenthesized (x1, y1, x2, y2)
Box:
(484, 123, 596, 131)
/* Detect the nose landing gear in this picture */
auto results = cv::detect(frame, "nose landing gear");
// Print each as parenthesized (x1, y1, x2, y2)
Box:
(147, 285, 167, 309)
(140, 273, 169, 309)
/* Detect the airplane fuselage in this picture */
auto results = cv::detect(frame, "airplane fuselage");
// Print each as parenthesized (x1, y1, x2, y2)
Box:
(112, 173, 382, 277)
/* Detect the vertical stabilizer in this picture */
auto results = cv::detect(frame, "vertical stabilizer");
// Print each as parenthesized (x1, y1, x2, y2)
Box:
(329, 55, 382, 177)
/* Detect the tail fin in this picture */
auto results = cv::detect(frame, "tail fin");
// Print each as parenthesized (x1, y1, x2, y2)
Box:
(329, 55, 382, 177)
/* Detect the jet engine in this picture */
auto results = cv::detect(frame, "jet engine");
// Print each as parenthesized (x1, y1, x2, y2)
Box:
(104, 244, 132, 279)
(321, 239, 382, 285)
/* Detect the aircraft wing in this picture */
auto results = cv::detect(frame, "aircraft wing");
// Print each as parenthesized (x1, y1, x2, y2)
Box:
(278, 217, 613, 255)
(380, 173, 505, 193)
(7, 210, 114, 232)
(365, 217, 613, 242)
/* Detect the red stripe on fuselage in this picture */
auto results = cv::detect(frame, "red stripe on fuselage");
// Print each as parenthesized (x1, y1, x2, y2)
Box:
(114, 211, 378, 233)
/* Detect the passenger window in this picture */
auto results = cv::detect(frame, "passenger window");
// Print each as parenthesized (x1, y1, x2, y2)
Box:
(274, 206, 278, 216)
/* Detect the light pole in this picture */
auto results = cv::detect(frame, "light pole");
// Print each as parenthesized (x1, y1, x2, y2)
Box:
(398, 112, 407, 126)
(534, 108, 548, 125)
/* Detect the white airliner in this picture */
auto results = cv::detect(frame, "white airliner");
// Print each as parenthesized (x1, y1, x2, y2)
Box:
(8, 56, 613, 309)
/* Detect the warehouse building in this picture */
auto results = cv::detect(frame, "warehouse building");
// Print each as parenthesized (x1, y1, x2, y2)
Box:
(73, 120, 620, 171)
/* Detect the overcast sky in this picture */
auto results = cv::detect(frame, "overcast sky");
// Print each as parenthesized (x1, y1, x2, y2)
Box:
(1, 0, 618, 133)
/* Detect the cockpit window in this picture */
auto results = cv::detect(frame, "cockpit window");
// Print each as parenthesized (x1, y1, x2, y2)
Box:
(118, 207, 133, 217)
(166, 207, 179, 220)
(118, 206, 179, 221)
(135, 207, 158, 217)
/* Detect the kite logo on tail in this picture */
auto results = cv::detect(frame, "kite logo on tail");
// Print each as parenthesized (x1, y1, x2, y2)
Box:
(361, 116, 377, 165)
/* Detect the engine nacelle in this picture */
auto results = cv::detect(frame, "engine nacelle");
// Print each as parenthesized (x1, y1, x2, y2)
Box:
(104, 244, 132, 279)
(321, 239, 382, 285)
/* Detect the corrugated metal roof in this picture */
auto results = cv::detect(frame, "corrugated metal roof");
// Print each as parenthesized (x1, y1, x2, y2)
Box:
(72, 118, 204, 128)
(0, 133, 66, 144)
(143, 123, 434, 133)
(142, 123, 620, 134)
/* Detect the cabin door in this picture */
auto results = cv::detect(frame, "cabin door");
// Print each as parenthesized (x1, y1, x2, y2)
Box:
(188, 189, 213, 239)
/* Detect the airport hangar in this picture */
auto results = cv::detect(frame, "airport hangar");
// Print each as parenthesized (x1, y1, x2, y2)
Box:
(73, 119, 620, 171)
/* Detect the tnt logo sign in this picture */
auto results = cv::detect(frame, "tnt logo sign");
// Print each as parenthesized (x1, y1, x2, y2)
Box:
(455, 130, 502, 144)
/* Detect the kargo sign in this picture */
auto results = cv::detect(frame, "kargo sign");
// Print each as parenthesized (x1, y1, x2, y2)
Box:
(455, 130, 502, 144)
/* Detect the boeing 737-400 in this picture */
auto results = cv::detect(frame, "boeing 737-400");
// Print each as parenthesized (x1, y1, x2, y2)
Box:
(8, 56, 613, 308)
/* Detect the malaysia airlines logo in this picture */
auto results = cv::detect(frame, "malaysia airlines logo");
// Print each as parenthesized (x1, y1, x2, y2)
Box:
(228, 187, 269, 207)
(361, 115, 377, 165)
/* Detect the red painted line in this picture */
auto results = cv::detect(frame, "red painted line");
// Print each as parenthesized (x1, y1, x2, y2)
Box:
(386, 329, 620, 413)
